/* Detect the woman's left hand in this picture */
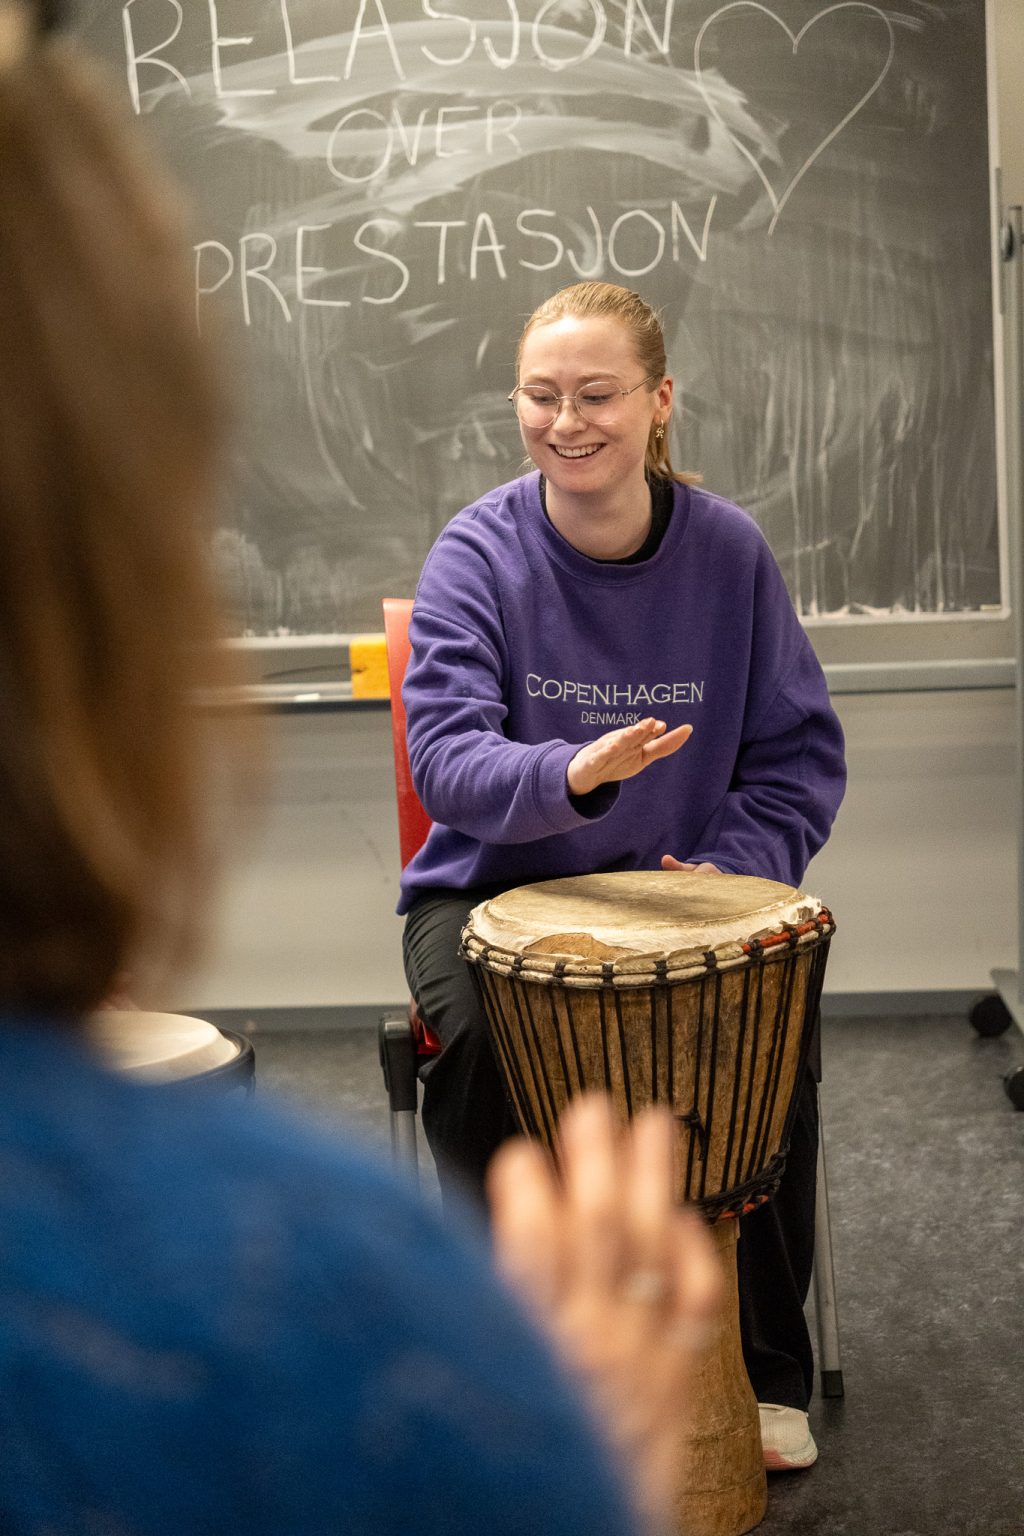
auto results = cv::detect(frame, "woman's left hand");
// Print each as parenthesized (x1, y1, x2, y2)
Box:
(660, 856, 722, 875)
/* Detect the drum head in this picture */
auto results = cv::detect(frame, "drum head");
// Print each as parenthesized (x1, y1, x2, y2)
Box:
(465, 871, 821, 975)
(87, 1011, 243, 1084)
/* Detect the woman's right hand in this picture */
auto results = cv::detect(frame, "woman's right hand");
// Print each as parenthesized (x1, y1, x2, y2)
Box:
(566, 718, 692, 798)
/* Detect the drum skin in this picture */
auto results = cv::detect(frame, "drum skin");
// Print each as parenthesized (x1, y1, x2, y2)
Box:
(86, 1011, 255, 1093)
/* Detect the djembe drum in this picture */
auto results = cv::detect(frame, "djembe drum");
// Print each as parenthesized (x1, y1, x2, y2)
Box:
(461, 870, 834, 1536)
(86, 1011, 255, 1094)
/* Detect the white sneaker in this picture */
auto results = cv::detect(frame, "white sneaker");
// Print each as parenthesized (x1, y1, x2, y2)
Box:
(758, 1403, 818, 1471)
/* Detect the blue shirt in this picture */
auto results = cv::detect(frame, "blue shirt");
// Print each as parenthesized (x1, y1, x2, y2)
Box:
(0, 1019, 637, 1535)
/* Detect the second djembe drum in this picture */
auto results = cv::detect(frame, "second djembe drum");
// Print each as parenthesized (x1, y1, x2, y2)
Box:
(86, 1011, 255, 1094)
(461, 870, 834, 1536)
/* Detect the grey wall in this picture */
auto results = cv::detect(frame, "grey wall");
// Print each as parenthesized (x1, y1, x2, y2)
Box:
(994, 0, 1024, 204)
(170, 682, 1017, 1012)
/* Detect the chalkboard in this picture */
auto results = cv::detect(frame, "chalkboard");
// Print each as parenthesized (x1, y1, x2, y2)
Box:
(76, 0, 998, 634)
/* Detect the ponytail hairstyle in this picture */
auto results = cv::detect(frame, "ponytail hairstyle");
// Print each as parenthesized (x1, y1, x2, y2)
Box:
(516, 281, 701, 485)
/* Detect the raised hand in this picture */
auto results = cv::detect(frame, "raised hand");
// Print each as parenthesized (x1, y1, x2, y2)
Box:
(567, 717, 692, 798)
(487, 1095, 721, 1536)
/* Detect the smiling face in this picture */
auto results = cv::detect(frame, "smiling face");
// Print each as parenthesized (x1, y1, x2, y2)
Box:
(516, 314, 672, 507)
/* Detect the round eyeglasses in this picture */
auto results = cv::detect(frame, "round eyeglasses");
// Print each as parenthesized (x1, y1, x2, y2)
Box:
(508, 374, 660, 429)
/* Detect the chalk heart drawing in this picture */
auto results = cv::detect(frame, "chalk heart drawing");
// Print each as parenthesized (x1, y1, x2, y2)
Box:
(694, 2, 896, 236)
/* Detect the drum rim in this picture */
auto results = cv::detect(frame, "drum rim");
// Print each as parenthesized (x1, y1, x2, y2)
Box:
(462, 909, 834, 988)
(158, 1029, 255, 1090)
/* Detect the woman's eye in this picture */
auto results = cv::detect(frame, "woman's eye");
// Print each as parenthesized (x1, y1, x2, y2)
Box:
(580, 390, 616, 406)
(526, 389, 558, 406)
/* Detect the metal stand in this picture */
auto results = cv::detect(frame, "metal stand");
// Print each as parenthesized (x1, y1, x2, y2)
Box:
(811, 1094, 844, 1398)
(974, 207, 1024, 1109)
(379, 1014, 420, 1176)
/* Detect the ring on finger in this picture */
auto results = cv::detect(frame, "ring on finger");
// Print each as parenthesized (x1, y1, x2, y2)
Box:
(621, 1267, 669, 1306)
(667, 1317, 720, 1352)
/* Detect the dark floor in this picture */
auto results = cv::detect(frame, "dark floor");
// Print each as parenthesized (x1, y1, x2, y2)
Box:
(246, 1012, 1024, 1536)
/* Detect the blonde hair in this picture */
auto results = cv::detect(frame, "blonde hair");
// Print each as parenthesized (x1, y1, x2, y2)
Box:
(516, 281, 701, 485)
(0, 26, 252, 1015)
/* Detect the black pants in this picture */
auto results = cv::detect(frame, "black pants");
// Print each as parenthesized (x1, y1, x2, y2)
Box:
(403, 888, 818, 1411)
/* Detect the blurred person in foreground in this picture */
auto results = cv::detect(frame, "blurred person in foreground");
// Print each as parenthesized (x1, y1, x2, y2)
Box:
(0, 5, 720, 1534)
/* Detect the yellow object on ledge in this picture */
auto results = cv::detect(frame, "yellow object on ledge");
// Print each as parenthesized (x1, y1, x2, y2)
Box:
(349, 633, 390, 698)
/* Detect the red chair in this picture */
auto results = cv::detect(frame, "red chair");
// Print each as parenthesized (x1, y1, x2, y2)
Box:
(382, 599, 432, 869)
(378, 599, 442, 1175)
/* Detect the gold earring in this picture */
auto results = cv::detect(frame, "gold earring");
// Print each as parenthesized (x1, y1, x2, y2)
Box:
(655, 423, 665, 445)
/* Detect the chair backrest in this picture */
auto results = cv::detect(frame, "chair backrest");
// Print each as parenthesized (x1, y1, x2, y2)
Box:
(382, 599, 433, 869)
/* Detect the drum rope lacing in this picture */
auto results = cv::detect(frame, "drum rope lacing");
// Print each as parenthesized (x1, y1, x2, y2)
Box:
(463, 910, 834, 988)
(463, 909, 834, 1223)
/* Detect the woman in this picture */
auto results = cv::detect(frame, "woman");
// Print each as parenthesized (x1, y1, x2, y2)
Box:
(0, 12, 719, 1534)
(401, 280, 848, 1471)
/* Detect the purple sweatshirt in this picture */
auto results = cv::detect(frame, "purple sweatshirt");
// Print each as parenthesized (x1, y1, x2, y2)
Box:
(398, 473, 845, 913)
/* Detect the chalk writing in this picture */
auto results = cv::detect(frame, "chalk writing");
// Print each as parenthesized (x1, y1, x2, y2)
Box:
(195, 197, 718, 324)
(90, 0, 997, 631)
(694, 3, 895, 237)
(123, 0, 714, 100)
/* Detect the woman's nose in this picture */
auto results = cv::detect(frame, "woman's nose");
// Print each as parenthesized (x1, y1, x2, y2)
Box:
(552, 395, 585, 428)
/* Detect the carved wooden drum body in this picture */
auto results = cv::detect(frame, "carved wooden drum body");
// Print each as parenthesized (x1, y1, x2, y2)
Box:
(461, 870, 834, 1536)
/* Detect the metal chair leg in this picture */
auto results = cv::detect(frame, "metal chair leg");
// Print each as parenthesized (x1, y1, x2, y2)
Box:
(812, 1094, 845, 1398)
(379, 1015, 420, 1182)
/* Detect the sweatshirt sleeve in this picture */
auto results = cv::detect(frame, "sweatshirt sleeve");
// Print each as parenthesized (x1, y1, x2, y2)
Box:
(685, 547, 847, 887)
(404, 554, 619, 844)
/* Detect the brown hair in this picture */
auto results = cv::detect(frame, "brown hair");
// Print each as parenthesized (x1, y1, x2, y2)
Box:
(516, 281, 701, 485)
(0, 27, 251, 1016)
